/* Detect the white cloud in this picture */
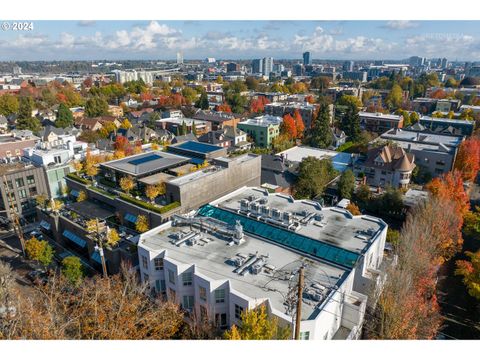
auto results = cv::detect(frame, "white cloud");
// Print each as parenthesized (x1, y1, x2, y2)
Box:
(383, 20, 419, 30)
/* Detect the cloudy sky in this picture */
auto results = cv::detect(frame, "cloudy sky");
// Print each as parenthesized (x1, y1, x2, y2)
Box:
(1, 20, 479, 61)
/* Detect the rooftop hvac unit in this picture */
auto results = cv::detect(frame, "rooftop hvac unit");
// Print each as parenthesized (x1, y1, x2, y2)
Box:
(304, 288, 322, 302)
(247, 195, 257, 202)
(271, 208, 282, 219)
(233, 257, 245, 267)
(263, 264, 276, 274)
(250, 203, 259, 213)
(240, 199, 249, 211)
(314, 213, 324, 221)
(259, 198, 268, 204)
(260, 205, 270, 217)
(312, 282, 326, 292)
(251, 259, 264, 275)
(283, 212, 293, 224)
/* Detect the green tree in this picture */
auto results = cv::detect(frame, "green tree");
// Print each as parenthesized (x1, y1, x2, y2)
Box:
(410, 111, 420, 124)
(226, 92, 247, 114)
(61, 256, 84, 286)
(305, 103, 333, 148)
(84, 96, 109, 117)
(0, 93, 19, 116)
(295, 157, 337, 199)
(25, 237, 54, 267)
(181, 87, 198, 104)
(338, 170, 355, 200)
(245, 76, 259, 91)
(455, 250, 480, 300)
(56, 103, 74, 128)
(336, 94, 362, 108)
(191, 121, 197, 136)
(341, 103, 361, 141)
(386, 84, 403, 110)
(224, 305, 291, 340)
(16, 96, 41, 132)
(195, 92, 209, 110)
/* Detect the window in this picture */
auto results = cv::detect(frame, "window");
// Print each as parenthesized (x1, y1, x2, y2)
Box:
(234, 304, 243, 319)
(214, 289, 225, 303)
(182, 295, 194, 311)
(199, 286, 207, 301)
(54, 155, 62, 164)
(436, 160, 446, 166)
(155, 280, 166, 294)
(168, 270, 175, 285)
(141, 255, 149, 270)
(6, 180, 13, 190)
(15, 178, 25, 188)
(15, 149, 21, 156)
(143, 273, 149, 285)
(18, 189, 28, 199)
(29, 186, 37, 196)
(182, 272, 193, 286)
(26, 175, 35, 185)
(199, 305, 208, 322)
(215, 313, 227, 328)
(300, 331, 310, 340)
(154, 258, 164, 271)
(168, 288, 176, 301)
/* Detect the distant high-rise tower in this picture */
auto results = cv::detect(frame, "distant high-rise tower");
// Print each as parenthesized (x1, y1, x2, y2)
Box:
(303, 51, 311, 66)
(252, 59, 263, 74)
(441, 58, 448, 69)
(262, 57, 274, 77)
(176, 52, 184, 64)
(12, 65, 22, 75)
(343, 60, 354, 72)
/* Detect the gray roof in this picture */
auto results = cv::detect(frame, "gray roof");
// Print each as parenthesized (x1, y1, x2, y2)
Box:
(101, 150, 190, 177)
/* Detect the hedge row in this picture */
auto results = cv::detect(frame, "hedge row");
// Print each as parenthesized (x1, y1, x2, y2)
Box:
(119, 194, 180, 215)
(66, 173, 91, 185)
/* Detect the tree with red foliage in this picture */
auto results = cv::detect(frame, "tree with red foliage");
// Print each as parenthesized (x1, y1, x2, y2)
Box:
(454, 137, 480, 182)
(215, 103, 232, 113)
(157, 94, 187, 108)
(304, 95, 315, 104)
(293, 110, 305, 139)
(140, 92, 153, 102)
(426, 170, 470, 219)
(56, 93, 67, 104)
(429, 89, 447, 99)
(114, 135, 133, 156)
(249, 96, 270, 114)
(280, 114, 297, 140)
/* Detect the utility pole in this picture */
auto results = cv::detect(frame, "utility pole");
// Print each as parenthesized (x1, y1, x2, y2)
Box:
(95, 218, 108, 277)
(2, 175, 26, 257)
(294, 265, 304, 340)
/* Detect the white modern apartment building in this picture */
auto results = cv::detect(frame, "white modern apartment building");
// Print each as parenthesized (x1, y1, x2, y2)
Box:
(137, 187, 388, 340)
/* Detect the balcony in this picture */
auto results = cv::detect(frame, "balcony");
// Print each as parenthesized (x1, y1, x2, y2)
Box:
(333, 290, 368, 340)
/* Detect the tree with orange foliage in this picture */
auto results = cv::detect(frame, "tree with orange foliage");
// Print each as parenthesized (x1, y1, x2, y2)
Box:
(429, 89, 447, 99)
(215, 103, 232, 113)
(454, 137, 480, 182)
(249, 96, 270, 114)
(426, 170, 470, 219)
(280, 114, 297, 140)
(114, 135, 133, 156)
(293, 110, 305, 139)
(304, 95, 315, 104)
(1, 263, 184, 339)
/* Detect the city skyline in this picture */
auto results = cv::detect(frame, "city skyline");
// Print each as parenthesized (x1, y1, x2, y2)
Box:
(1, 20, 480, 61)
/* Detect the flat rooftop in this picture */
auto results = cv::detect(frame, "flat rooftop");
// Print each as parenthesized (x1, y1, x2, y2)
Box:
(100, 150, 189, 177)
(66, 200, 114, 220)
(167, 153, 256, 186)
(239, 115, 282, 127)
(156, 117, 208, 127)
(213, 187, 385, 255)
(140, 218, 348, 321)
(277, 146, 352, 172)
(379, 129, 463, 153)
(419, 116, 475, 125)
(359, 112, 403, 121)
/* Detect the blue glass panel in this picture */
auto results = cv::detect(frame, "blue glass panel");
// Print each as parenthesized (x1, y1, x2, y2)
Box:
(175, 141, 222, 154)
(128, 154, 162, 166)
(62, 230, 87, 248)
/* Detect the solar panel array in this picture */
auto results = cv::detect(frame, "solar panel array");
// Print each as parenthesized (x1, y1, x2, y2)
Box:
(197, 205, 359, 269)
(175, 141, 223, 154)
(128, 154, 163, 166)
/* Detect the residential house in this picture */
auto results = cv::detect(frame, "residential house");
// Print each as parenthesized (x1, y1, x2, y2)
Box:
(237, 115, 282, 148)
(354, 145, 415, 189)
